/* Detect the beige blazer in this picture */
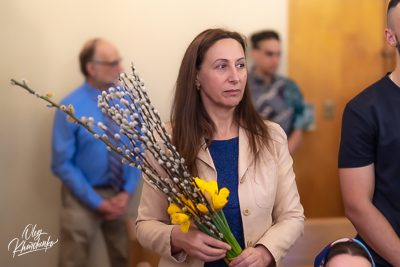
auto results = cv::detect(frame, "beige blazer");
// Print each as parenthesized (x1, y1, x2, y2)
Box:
(136, 121, 305, 267)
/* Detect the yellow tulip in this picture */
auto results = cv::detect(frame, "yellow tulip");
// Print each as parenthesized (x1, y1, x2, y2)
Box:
(194, 177, 230, 212)
(203, 189, 213, 207)
(167, 203, 183, 215)
(196, 203, 210, 214)
(171, 213, 191, 233)
(195, 178, 207, 191)
(168, 203, 191, 233)
(213, 188, 229, 210)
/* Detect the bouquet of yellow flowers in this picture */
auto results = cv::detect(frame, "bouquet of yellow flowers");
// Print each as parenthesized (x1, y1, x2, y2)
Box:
(11, 66, 242, 265)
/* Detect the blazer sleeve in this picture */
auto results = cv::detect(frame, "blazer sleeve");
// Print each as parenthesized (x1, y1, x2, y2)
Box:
(256, 124, 305, 263)
(135, 151, 189, 263)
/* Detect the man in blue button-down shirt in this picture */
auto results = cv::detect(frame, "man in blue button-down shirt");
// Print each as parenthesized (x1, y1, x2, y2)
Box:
(51, 38, 142, 267)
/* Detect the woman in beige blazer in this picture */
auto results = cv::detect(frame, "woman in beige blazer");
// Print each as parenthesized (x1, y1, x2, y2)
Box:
(136, 28, 304, 267)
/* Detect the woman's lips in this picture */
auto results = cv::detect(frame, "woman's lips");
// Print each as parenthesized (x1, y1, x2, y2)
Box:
(224, 89, 240, 95)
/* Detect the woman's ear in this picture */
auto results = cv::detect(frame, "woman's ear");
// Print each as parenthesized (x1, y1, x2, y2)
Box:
(385, 29, 397, 47)
(195, 74, 201, 87)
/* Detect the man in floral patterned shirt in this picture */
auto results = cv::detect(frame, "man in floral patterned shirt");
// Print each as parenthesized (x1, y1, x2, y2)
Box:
(249, 30, 313, 154)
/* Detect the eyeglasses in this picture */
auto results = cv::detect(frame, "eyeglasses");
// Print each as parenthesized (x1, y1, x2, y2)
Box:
(91, 58, 122, 67)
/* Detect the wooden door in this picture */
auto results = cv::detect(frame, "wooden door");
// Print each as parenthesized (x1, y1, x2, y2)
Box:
(288, 0, 393, 217)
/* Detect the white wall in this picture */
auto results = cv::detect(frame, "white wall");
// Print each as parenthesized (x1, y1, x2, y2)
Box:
(0, 1, 287, 266)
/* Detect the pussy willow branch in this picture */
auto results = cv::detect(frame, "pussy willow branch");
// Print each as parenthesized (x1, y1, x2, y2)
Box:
(10, 78, 162, 187)
(116, 70, 216, 216)
(11, 75, 221, 237)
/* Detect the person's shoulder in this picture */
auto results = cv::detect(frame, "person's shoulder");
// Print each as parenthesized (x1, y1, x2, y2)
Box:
(281, 76, 296, 85)
(346, 76, 388, 109)
(280, 76, 302, 93)
(264, 120, 287, 143)
(60, 84, 84, 101)
(60, 83, 90, 105)
(278, 75, 297, 87)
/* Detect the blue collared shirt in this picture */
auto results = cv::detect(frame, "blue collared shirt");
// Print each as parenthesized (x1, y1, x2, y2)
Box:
(51, 81, 142, 210)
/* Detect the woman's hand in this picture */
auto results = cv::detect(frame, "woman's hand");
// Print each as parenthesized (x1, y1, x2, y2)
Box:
(229, 245, 275, 267)
(171, 226, 231, 262)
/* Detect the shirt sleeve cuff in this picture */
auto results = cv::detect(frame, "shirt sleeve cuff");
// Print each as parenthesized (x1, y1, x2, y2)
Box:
(88, 193, 104, 210)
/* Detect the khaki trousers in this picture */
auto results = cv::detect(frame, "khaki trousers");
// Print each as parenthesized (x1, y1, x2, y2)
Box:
(58, 186, 134, 267)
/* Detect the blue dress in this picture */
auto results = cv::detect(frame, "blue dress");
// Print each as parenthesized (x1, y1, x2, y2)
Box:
(204, 137, 245, 267)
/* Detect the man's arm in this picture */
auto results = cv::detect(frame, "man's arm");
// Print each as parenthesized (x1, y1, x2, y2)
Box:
(340, 164, 400, 266)
(52, 115, 125, 220)
(51, 109, 104, 210)
(284, 79, 312, 155)
(287, 129, 303, 155)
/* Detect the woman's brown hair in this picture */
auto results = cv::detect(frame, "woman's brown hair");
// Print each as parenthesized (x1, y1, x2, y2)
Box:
(170, 28, 271, 175)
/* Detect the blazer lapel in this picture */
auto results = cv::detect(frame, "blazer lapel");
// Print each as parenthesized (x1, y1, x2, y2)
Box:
(196, 139, 217, 182)
(238, 127, 259, 181)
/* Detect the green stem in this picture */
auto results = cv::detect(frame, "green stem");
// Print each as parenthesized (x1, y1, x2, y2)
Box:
(223, 257, 230, 266)
(219, 210, 230, 228)
(193, 221, 219, 240)
(215, 212, 242, 256)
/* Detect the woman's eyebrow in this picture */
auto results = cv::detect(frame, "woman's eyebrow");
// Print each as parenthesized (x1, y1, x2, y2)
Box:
(212, 57, 245, 64)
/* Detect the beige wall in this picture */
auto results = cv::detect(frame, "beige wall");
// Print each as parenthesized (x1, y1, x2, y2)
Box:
(0, 1, 287, 266)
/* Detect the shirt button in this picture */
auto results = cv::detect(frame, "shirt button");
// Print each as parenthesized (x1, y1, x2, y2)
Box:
(247, 241, 253, 247)
(240, 177, 245, 184)
(243, 208, 251, 216)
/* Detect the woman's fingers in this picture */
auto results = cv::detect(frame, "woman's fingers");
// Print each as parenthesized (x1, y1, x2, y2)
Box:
(229, 251, 260, 267)
(198, 243, 227, 258)
(192, 248, 227, 262)
(178, 228, 230, 261)
(229, 246, 273, 267)
(203, 234, 231, 251)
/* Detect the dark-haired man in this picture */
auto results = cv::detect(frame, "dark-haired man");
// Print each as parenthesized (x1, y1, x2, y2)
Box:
(249, 30, 313, 154)
(51, 39, 141, 267)
(339, 1, 400, 265)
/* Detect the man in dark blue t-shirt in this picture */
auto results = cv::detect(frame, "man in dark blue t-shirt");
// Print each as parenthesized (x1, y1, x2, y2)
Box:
(339, 1, 400, 266)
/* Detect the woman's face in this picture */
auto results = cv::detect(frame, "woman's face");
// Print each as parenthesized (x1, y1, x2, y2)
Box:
(326, 254, 372, 267)
(196, 38, 247, 112)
